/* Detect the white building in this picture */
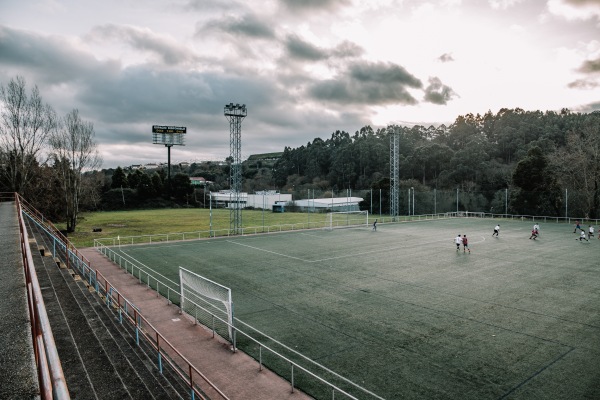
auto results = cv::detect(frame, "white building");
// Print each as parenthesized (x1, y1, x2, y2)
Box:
(293, 197, 364, 212)
(210, 190, 292, 210)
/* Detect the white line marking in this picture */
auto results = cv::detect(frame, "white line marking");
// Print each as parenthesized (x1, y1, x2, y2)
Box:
(226, 240, 310, 262)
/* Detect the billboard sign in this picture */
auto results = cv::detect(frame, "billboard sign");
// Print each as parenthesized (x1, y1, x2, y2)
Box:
(152, 125, 187, 134)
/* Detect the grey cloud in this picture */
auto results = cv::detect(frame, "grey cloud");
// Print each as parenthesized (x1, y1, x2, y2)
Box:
(332, 41, 364, 59)
(279, 0, 351, 12)
(350, 61, 422, 88)
(577, 101, 600, 112)
(309, 61, 422, 105)
(578, 56, 600, 73)
(88, 24, 197, 65)
(285, 36, 362, 62)
(0, 25, 119, 84)
(568, 78, 599, 89)
(183, 0, 243, 12)
(284, 35, 364, 62)
(561, 0, 600, 7)
(200, 13, 276, 39)
(0, 24, 371, 168)
(438, 53, 454, 62)
(286, 35, 329, 61)
(423, 77, 457, 105)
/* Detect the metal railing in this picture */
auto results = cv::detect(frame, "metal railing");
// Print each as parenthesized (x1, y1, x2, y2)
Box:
(15, 194, 70, 399)
(94, 271, 230, 400)
(21, 199, 229, 400)
(93, 213, 453, 248)
(447, 211, 600, 225)
(94, 242, 385, 400)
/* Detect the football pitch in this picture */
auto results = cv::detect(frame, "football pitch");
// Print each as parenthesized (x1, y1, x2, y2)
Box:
(109, 217, 600, 399)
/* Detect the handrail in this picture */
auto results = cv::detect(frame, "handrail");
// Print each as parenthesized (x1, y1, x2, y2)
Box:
(16, 194, 70, 399)
(24, 210, 228, 400)
(94, 271, 230, 400)
(95, 242, 383, 399)
(17, 194, 94, 272)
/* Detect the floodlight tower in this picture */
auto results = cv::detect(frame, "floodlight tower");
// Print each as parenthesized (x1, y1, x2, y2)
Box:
(389, 127, 400, 221)
(224, 103, 247, 234)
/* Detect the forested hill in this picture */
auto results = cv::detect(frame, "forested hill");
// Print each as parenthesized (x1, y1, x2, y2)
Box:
(270, 108, 600, 218)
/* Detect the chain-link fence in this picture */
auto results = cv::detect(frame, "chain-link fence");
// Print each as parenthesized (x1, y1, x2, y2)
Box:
(283, 188, 598, 220)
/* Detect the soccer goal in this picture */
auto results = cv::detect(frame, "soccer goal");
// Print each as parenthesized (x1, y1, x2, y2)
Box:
(445, 211, 485, 218)
(326, 210, 369, 230)
(179, 267, 234, 344)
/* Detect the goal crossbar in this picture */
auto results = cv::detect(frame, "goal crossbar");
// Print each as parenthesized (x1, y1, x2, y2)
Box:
(179, 267, 234, 342)
(326, 210, 369, 230)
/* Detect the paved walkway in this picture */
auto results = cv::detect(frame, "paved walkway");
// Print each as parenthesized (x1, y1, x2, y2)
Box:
(80, 247, 312, 400)
(0, 201, 38, 399)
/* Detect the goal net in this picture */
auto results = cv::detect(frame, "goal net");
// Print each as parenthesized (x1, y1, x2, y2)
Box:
(179, 267, 234, 342)
(326, 210, 369, 230)
(445, 211, 485, 218)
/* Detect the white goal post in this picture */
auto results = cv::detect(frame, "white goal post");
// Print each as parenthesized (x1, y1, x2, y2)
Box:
(326, 210, 369, 230)
(179, 267, 234, 343)
(445, 211, 485, 218)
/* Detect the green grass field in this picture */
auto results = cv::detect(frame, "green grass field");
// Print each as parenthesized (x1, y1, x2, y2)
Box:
(104, 217, 600, 399)
(67, 208, 338, 247)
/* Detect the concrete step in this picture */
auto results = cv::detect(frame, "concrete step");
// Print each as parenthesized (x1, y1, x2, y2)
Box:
(27, 221, 187, 400)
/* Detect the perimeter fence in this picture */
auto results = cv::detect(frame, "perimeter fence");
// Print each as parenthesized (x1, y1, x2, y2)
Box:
(276, 188, 598, 220)
(91, 208, 600, 400)
(19, 195, 229, 400)
(94, 240, 385, 400)
(93, 209, 600, 248)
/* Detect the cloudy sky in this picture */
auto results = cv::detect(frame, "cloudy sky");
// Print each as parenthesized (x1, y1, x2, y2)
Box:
(1, 0, 599, 168)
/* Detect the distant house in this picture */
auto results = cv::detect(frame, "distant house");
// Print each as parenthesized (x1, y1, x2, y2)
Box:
(190, 177, 212, 187)
(144, 163, 160, 170)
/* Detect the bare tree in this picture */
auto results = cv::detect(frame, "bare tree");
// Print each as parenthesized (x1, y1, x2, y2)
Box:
(551, 115, 600, 218)
(0, 76, 57, 194)
(50, 109, 102, 232)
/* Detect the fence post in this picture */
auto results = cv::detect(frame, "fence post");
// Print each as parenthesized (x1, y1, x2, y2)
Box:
(157, 334, 163, 374)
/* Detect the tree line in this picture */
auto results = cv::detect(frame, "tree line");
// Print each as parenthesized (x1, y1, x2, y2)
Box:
(2, 74, 600, 230)
(268, 109, 600, 218)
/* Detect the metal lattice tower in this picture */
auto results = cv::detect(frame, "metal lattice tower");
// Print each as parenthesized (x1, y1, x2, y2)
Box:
(224, 103, 247, 234)
(389, 127, 400, 220)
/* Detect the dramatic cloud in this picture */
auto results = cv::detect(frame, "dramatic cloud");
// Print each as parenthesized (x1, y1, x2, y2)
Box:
(309, 61, 422, 105)
(285, 35, 329, 61)
(2, 0, 598, 167)
(199, 13, 276, 39)
(0, 26, 118, 85)
(332, 41, 364, 59)
(285, 36, 363, 61)
(423, 77, 458, 105)
(88, 24, 199, 65)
